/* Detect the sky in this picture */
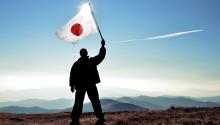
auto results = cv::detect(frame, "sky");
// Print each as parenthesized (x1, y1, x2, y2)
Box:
(0, 0, 220, 99)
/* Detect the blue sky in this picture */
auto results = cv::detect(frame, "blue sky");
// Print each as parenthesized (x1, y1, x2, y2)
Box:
(0, 0, 220, 97)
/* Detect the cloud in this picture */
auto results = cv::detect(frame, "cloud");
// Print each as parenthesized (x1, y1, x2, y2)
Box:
(119, 29, 204, 43)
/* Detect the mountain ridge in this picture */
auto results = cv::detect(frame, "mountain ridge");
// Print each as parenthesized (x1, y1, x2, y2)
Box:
(0, 95, 219, 114)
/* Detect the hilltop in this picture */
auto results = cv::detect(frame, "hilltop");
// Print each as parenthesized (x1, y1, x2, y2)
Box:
(0, 107, 219, 125)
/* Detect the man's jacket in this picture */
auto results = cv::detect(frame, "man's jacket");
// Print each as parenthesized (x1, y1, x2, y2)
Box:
(69, 46, 106, 89)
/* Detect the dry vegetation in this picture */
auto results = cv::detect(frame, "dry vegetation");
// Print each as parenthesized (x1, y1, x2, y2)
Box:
(0, 107, 219, 125)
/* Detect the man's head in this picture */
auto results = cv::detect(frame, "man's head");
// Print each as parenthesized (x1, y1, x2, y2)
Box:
(80, 48, 88, 58)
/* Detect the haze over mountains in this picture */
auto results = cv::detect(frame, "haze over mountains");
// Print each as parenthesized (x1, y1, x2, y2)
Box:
(1, 87, 219, 102)
(0, 95, 219, 114)
(0, 87, 148, 102)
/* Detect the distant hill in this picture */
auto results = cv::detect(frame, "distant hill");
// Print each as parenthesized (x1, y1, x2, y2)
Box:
(192, 96, 220, 103)
(118, 97, 162, 109)
(131, 96, 219, 109)
(0, 96, 220, 114)
(0, 106, 60, 114)
(64, 99, 145, 112)
(0, 98, 73, 109)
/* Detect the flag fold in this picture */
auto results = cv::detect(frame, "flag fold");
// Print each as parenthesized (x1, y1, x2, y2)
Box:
(56, 3, 98, 44)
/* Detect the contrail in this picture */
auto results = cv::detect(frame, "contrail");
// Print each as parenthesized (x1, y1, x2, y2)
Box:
(119, 29, 204, 43)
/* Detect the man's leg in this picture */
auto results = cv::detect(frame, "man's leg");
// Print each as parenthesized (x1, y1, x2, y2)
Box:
(71, 88, 86, 125)
(87, 85, 104, 120)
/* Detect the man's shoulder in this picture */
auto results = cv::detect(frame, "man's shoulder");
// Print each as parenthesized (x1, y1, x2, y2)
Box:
(88, 57, 97, 62)
(72, 60, 79, 68)
(74, 58, 81, 64)
(89, 57, 94, 60)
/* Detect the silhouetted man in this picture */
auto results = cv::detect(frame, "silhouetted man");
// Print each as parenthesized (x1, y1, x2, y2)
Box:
(69, 39, 106, 125)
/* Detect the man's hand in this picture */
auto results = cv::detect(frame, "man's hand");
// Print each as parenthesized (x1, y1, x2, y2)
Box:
(101, 39, 105, 47)
(71, 87, 75, 93)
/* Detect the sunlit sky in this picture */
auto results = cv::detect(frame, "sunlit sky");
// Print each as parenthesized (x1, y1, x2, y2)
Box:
(0, 0, 220, 98)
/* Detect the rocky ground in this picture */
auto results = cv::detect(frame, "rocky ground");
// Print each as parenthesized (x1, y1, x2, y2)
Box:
(0, 107, 219, 125)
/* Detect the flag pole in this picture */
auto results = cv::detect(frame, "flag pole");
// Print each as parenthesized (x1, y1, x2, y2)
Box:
(88, 0, 104, 40)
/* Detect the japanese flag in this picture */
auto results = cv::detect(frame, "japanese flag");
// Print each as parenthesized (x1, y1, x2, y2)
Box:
(56, 3, 98, 44)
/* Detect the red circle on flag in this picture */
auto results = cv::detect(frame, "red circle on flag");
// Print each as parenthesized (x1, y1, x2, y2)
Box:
(71, 23, 83, 36)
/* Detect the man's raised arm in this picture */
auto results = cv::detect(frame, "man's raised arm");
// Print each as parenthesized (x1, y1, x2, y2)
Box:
(101, 38, 105, 47)
(91, 39, 106, 66)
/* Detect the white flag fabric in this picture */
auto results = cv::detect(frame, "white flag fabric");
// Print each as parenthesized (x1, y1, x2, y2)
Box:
(56, 3, 98, 44)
